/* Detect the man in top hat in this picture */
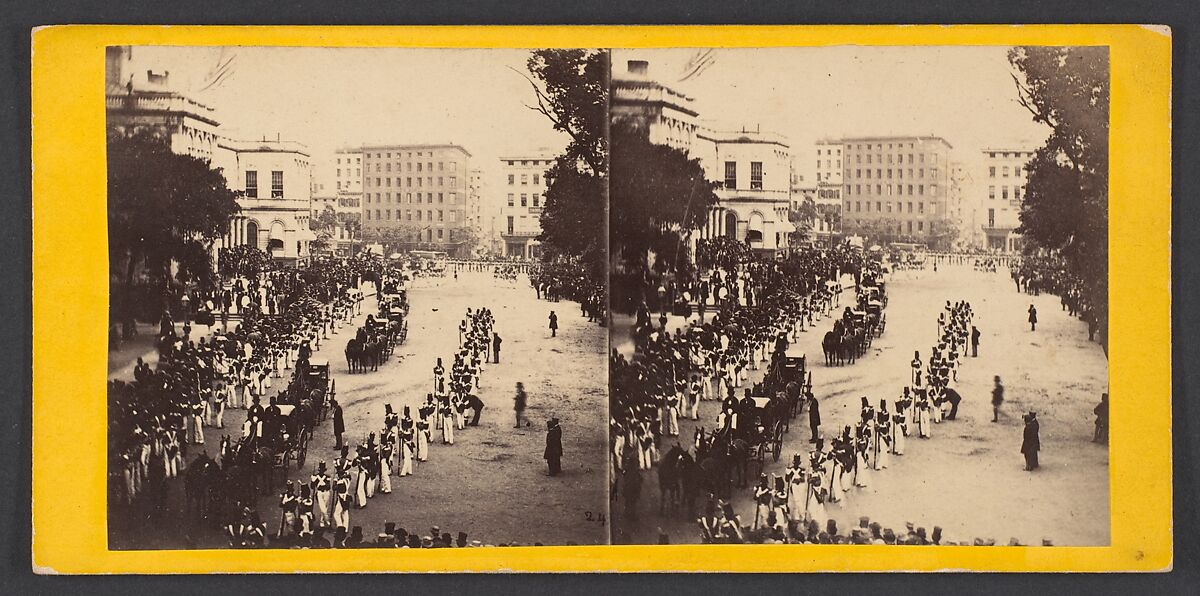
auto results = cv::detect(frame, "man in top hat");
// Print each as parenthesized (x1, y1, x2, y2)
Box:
(1021, 411, 1041, 471)
(991, 376, 1005, 423)
(807, 391, 821, 443)
(331, 399, 345, 450)
(544, 417, 563, 476)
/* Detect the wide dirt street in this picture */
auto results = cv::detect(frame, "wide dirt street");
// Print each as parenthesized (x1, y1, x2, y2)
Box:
(111, 270, 609, 548)
(611, 262, 1109, 546)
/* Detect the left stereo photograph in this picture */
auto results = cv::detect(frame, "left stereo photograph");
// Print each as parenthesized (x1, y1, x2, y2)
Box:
(104, 46, 611, 550)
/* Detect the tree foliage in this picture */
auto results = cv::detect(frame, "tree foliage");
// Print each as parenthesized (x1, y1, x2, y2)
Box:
(609, 120, 719, 274)
(108, 130, 240, 308)
(1009, 46, 1109, 313)
(310, 204, 340, 253)
(788, 197, 819, 244)
(522, 49, 609, 281)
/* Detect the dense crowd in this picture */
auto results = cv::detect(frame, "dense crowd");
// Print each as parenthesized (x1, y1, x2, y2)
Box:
(529, 258, 606, 325)
(108, 254, 380, 509)
(1013, 255, 1104, 341)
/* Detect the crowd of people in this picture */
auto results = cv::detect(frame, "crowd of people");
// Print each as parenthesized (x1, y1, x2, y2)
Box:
(109, 254, 379, 510)
(609, 241, 861, 506)
(529, 258, 606, 325)
(1013, 255, 1105, 343)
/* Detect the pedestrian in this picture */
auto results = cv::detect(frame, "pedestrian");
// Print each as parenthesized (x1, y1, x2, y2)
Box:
(970, 325, 980, 357)
(332, 399, 345, 450)
(549, 311, 559, 338)
(1028, 304, 1038, 331)
(544, 417, 563, 476)
(1021, 411, 1040, 471)
(467, 393, 485, 426)
(492, 332, 502, 364)
(991, 376, 1004, 423)
(807, 391, 821, 443)
(1093, 393, 1108, 444)
(513, 382, 527, 428)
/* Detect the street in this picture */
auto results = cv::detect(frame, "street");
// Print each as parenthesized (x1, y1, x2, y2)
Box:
(110, 270, 609, 548)
(610, 262, 1109, 546)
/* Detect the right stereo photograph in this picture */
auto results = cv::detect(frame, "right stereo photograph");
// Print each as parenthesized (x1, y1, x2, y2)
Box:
(607, 46, 1110, 547)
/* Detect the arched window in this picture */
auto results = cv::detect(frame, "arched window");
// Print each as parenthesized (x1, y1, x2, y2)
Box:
(246, 221, 259, 250)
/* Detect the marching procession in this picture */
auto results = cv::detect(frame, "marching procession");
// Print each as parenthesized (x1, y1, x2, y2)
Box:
(611, 240, 1109, 546)
(109, 249, 608, 549)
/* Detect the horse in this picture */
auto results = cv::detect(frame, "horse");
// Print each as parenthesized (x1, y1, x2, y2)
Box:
(183, 452, 219, 526)
(345, 338, 362, 373)
(822, 331, 842, 366)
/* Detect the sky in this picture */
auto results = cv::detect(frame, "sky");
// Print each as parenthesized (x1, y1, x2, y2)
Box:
(121, 46, 570, 203)
(611, 46, 1053, 184)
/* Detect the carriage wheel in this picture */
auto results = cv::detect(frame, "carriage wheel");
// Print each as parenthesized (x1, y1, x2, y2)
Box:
(296, 431, 309, 469)
(772, 422, 784, 461)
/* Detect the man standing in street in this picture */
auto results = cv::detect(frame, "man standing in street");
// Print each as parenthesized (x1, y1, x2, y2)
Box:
(549, 311, 559, 338)
(332, 399, 345, 450)
(807, 391, 821, 443)
(513, 382, 527, 428)
(1093, 393, 1108, 444)
(492, 332, 502, 364)
(544, 417, 563, 476)
(1021, 411, 1041, 471)
(992, 376, 1005, 422)
(970, 325, 980, 357)
(1028, 304, 1038, 331)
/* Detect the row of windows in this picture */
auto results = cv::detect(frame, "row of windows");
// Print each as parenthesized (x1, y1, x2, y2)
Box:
(988, 185, 1025, 201)
(507, 173, 543, 186)
(244, 170, 284, 199)
(505, 159, 553, 167)
(845, 183, 938, 197)
(366, 192, 458, 205)
(852, 152, 938, 166)
(847, 218, 930, 234)
(336, 168, 362, 178)
(366, 150, 447, 159)
(851, 142, 919, 151)
(370, 161, 459, 174)
(367, 176, 458, 189)
(336, 156, 362, 165)
(365, 209, 459, 224)
(849, 167, 939, 180)
(988, 165, 1025, 178)
(723, 161, 765, 190)
(506, 193, 542, 207)
(817, 148, 842, 156)
(816, 159, 843, 170)
(988, 151, 1033, 159)
(845, 200, 928, 215)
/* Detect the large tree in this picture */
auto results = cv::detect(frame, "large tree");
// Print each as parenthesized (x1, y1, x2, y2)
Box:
(522, 49, 608, 282)
(108, 130, 240, 322)
(788, 197, 819, 245)
(1009, 46, 1109, 336)
(310, 204, 340, 254)
(609, 120, 719, 276)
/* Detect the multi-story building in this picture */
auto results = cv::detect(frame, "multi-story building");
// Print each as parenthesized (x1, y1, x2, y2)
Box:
(360, 144, 472, 257)
(611, 59, 791, 254)
(840, 136, 954, 248)
(980, 148, 1036, 252)
(498, 152, 556, 259)
(106, 46, 314, 262)
(211, 136, 315, 261)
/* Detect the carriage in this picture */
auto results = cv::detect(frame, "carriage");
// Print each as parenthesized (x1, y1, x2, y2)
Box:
(302, 358, 334, 422)
(745, 391, 788, 464)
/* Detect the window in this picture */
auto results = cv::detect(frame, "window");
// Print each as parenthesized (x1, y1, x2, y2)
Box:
(931, 168, 938, 178)
(1003, 166, 1010, 177)
(866, 169, 871, 179)
(750, 162, 763, 189)
(1014, 186, 1022, 200)
(336, 168, 342, 176)
(417, 210, 422, 221)
(918, 221, 924, 232)
(520, 194, 528, 207)
(1016, 166, 1023, 177)
(724, 162, 737, 188)
(365, 210, 370, 221)
(988, 208, 996, 227)
(449, 176, 456, 187)
(438, 210, 444, 222)
(898, 169, 904, 179)
(417, 163, 423, 172)
(989, 186, 996, 199)
(507, 216, 514, 234)
(919, 168, 924, 178)
(919, 154, 925, 163)
(507, 193, 514, 207)
(931, 184, 938, 196)
(450, 192, 457, 203)
(918, 184, 925, 195)
(375, 209, 381, 220)
(438, 193, 444, 204)
(856, 201, 861, 212)
(1002, 186, 1009, 200)
(907, 184, 913, 195)
(406, 210, 411, 221)
(876, 201, 882, 211)
(245, 170, 258, 198)
(855, 184, 861, 195)
(532, 193, 540, 207)
(386, 209, 392, 220)
(867, 154, 872, 164)
(437, 229, 444, 240)
(887, 201, 893, 212)
(386, 163, 392, 172)
(450, 162, 457, 172)
(438, 162, 444, 171)
(438, 177, 443, 186)
(875, 185, 881, 195)
(908, 220, 913, 234)
(919, 202, 925, 214)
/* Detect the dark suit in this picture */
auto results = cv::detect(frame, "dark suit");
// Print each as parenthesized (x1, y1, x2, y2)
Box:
(544, 424, 563, 476)
(808, 398, 821, 442)
(332, 404, 345, 449)
(1021, 418, 1040, 470)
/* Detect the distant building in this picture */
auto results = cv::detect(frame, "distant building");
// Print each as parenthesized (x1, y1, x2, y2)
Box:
(498, 152, 556, 259)
(105, 46, 315, 262)
(980, 148, 1036, 253)
(840, 136, 954, 249)
(611, 59, 792, 255)
(359, 144, 472, 257)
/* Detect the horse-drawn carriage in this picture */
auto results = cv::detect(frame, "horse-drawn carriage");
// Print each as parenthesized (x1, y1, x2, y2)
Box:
(745, 389, 790, 465)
